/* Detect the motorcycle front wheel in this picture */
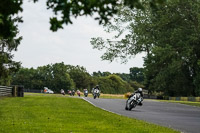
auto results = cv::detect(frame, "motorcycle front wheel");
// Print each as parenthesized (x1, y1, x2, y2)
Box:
(129, 101, 137, 110)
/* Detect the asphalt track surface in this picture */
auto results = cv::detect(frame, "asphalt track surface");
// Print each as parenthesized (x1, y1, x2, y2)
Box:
(83, 97, 200, 133)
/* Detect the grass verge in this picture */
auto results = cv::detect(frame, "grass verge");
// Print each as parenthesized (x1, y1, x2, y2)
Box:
(0, 93, 179, 133)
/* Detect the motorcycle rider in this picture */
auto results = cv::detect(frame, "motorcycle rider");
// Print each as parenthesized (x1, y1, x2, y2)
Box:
(83, 88, 88, 93)
(61, 89, 65, 95)
(83, 88, 88, 97)
(92, 85, 99, 93)
(95, 85, 100, 90)
(72, 89, 75, 96)
(77, 89, 81, 97)
(91, 85, 100, 98)
(94, 85, 100, 98)
(129, 88, 143, 106)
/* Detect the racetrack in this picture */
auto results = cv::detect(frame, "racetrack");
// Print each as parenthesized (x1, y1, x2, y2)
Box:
(83, 97, 200, 133)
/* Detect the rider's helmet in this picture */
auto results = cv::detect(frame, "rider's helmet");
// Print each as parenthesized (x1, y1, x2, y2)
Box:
(96, 85, 99, 89)
(138, 88, 142, 92)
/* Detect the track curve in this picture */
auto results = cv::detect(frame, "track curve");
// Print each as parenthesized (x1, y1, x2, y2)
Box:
(83, 97, 200, 133)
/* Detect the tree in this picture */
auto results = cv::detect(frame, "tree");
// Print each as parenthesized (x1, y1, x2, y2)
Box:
(142, 0, 200, 96)
(91, 0, 200, 96)
(129, 67, 144, 83)
(0, 0, 23, 85)
(114, 73, 130, 82)
(90, 4, 153, 63)
(11, 63, 75, 92)
(33, 0, 166, 31)
(51, 63, 75, 91)
(66, 65, 91, 90)
(93, 71, 111, 77)
(97, 74, 133, 94)
(1, 0, 166, 84)
(11, 68, 34, 89)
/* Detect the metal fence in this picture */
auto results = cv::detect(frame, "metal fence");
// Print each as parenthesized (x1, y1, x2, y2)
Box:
(24, 89, 41, 93)
(0, 86, 13, 97)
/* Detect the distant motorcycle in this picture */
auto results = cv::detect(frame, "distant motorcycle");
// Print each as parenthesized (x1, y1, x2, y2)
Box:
(125, 93, 142, 110)
(93, 89, 100, 99)
(84, 90, 88, 97)
(68, 90, 72, 96)
(72, 90, 75, 96)
(77, 90, 81, 97)
(61, 89, 65, 95)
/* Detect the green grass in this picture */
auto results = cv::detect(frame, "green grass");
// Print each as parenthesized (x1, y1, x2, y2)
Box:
(156, 100, 200, 107)
(0, 93, 179, 133)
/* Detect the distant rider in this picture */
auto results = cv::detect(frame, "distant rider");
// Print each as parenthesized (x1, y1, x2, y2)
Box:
(92, 85, 100, 94)
(61, 89, 65, 95)
(94, 85, 100, 98)
(77, 89, 81, 97)
(72, 89, 75, 96)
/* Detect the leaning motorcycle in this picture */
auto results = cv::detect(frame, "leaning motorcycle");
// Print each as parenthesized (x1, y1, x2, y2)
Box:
(125, 93, 142, 110)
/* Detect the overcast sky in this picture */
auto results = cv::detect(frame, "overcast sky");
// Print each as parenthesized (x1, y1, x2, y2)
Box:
(13, 0, 144, 74)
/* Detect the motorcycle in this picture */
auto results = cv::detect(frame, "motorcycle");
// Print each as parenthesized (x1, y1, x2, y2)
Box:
(61, 89, 65, 95)
(77, 90, 81, 97)
(72, 90, 75, 96)
(68, 90, 72, 96)
(84, 90, 88, 97)
(125, 93, 142, 110)
(93, 89, 100, 99)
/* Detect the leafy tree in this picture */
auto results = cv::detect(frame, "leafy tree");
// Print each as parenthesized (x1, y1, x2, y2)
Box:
(11, 63, 75, 92)
(129, 81, 144, 91)
(91, 0, 200, 96)
(1, 0, 166, 84)
(129, 67, 144, 83)
(33, 0, 166, 31)
(114, 73, 130, 82)
(66, 65, 91, 90)
(90, 5, 153, 63)
(12, 68, 33, 89)
(142, 0, 200, 96)
(51, 63, 75, 91)
(0, 0, 23, 85)
(93, 71, 111, 77)
(97, 74, 133, 94)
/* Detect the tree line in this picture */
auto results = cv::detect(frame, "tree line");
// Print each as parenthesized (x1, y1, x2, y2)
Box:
(1, 0, 200, 97)
(11, 62, 144, 94)
(0, 0, 164, 86)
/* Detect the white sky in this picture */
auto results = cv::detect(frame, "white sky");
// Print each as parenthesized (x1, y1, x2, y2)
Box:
(13, 0, 144, 74)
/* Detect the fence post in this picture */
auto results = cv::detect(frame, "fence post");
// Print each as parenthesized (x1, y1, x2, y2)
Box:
(17, 86, 24, 97)
(12, 86, 17, 97)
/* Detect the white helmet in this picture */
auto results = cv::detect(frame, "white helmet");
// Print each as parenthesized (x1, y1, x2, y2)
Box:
(138, 88, 142, 92)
